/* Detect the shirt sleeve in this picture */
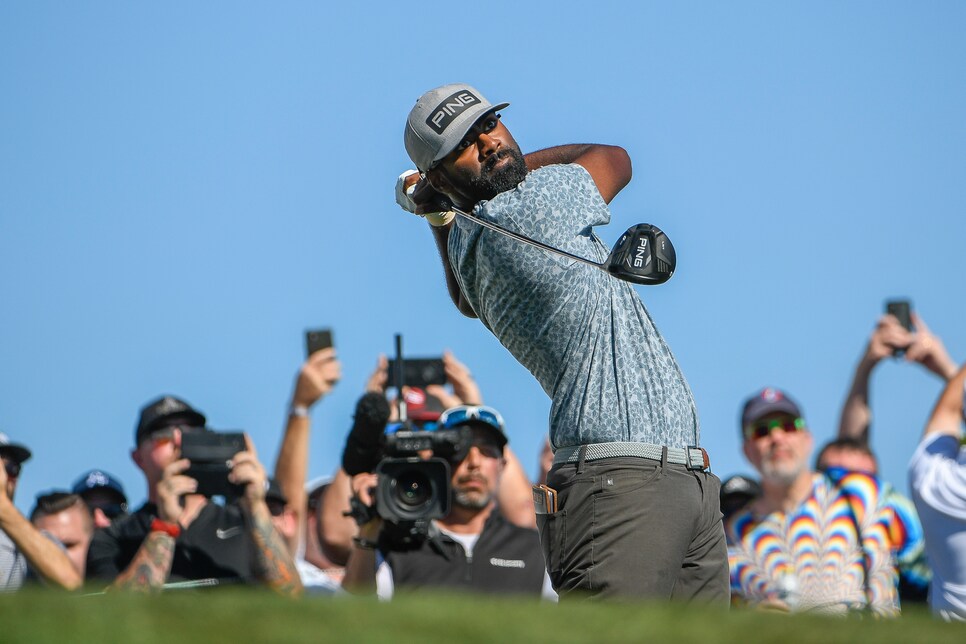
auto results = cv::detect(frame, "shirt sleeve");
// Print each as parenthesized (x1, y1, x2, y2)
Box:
(908, 433, 966, 521)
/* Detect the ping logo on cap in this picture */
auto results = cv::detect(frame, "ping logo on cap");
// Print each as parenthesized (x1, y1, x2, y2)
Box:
(426, 90, 481, 134)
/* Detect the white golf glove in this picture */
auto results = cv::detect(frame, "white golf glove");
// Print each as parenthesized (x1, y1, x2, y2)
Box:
(394, 169, 455, 227)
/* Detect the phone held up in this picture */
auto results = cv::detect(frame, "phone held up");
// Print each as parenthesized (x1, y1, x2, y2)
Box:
(885, 299, 913, 357)
(305, 328, 334, 358)
(181, 431, 247, 498)
(387, 357, 446, 389)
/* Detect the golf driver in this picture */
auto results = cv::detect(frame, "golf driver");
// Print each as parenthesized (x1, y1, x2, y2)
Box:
(445, 204, 676, 285)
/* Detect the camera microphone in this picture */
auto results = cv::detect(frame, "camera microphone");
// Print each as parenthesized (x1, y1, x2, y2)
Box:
(342, 392, 391, 476)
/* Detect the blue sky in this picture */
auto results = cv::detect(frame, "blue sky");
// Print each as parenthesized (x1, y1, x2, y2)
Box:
(2, 2, 964, 513)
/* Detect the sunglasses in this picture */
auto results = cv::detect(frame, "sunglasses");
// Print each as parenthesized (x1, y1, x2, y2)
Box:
(744, 417, 806, 440)
(439, 405, 505, 433)
(3, 459, 21, 478)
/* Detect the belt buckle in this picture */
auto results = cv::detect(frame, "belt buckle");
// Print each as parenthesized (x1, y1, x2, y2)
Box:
(686, 446, 709, 471)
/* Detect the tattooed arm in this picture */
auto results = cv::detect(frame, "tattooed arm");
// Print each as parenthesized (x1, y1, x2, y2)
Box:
(107, 457, 197, 592)
(244, 498, 303, 596)
(111, 531, 177, 592)
(232, 436, 303, 597)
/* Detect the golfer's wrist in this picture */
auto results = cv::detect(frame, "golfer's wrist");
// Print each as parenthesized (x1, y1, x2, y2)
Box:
(425, 211, 455, 227)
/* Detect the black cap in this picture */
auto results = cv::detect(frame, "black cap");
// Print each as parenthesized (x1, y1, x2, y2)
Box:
(71, 469, 128, 505)
(135, 395, 206, 445)
(0, 432, 31, 464)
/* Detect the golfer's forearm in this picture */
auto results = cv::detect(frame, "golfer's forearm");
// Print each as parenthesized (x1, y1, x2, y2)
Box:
(431, 223, 477, 318)
(525, 145, 595, 170)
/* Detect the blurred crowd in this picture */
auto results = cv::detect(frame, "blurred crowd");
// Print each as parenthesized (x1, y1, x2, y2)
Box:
(2, 310, 965, 622)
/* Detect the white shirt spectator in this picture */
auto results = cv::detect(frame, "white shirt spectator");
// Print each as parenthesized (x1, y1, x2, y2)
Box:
(909, 433, 966, 621)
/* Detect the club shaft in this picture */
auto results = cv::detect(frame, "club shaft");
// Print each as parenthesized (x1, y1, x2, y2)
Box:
(448, 206, 603, 269)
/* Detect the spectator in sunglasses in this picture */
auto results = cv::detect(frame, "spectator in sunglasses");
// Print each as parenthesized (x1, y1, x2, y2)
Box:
(84, 396, 301, 595)
(71, 470, 129, 529)
(726, 388, 923, 615)
(0, 433, 82, 591)
(343, 405, 553, 600)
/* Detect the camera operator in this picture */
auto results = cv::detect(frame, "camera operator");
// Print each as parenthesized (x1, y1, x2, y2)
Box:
(320, 353, 535, 566)
(341, 405, 552, 599)
(85, 396, 302, 595)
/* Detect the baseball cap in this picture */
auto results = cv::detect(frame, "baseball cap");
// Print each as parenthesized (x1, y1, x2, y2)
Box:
(135, 395, 207, 445)
(439, 405, 509, 449)
(403, 387, 446, 423)
(405, 83, 510, 172)
(71, 469, 128, 506)
(740, 387, 804, 433)
(0, 432, 32, 464)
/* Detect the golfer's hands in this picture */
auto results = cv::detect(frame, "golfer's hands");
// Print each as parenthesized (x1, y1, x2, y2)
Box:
(394, 170, 454, 227)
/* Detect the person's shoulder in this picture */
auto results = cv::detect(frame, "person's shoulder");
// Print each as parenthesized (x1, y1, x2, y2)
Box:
(96, 505, 151, 541)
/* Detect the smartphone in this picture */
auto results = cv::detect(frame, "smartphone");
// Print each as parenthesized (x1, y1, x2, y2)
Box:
(885, 300, 913, 332)
(181, 431, 247, 498)
(387, 357, 446, 389)
(305, 328, 334, 357)
(885, 299, 913, 358)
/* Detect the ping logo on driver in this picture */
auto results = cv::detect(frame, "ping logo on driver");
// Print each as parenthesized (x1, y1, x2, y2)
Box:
(633, 236, 650, 269)
(426, 91, 481, 134)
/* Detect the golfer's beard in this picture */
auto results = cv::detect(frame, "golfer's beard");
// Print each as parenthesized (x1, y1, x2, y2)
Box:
(452, 487, 493, 510)
(466, 147, 528, 201)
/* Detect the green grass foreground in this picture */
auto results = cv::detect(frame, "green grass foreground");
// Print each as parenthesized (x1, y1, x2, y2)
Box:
(1, 588, 963, 643)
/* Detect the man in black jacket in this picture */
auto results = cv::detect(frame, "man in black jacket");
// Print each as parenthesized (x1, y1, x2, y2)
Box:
(342, 405, 552, 599)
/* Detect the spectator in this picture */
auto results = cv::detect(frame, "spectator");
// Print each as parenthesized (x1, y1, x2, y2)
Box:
(726, 387, 922, 615)
(302, 477, 344, 586)
(85, 395, 301, 595)
(0, 433, 82, 591)
(265, 478, 340, 595)
(272, 347, 342, 590)
(825, 310, 954, 602)
(321, 353, 535, 566)
(71, 469, 129, 529)
(908, 363, 966, 621)
(30, 492, 94, 578)
(342, 405, 552, 599)
(719, 475, 761, 523)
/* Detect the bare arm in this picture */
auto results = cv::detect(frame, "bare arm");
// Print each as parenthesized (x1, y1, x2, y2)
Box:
(524, 144, 632, 204)
(109, 457, 196, 592)
(234, 439, 302, 596)
(273, 348, 341, 554)
(244, 498, 303, 597)
(0, 492, 82, 590)
(923, 363, 966, 439)
(431, 223, 477, 317)
(110, 531, 176, 592)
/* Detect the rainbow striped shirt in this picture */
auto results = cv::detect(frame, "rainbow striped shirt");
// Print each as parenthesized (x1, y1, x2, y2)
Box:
(726, 471, 924, 615)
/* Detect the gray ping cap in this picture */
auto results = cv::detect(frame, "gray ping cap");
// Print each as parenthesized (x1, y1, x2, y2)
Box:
(404, 83, 509, 172)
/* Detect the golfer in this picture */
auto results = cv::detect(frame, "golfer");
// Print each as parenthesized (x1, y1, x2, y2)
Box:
(396, 83, 728, 602)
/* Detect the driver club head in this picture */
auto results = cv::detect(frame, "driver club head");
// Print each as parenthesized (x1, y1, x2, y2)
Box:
(605, 224, 676, 285)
